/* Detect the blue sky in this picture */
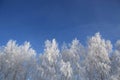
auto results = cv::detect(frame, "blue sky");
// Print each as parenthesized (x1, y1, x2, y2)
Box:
(0, 0, 120, 53)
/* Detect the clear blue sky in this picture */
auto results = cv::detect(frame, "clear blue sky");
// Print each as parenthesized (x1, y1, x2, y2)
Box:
(0, 0, 120, 53)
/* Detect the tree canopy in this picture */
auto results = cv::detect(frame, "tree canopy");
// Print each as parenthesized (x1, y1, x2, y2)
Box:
(0, 33, 119, 80)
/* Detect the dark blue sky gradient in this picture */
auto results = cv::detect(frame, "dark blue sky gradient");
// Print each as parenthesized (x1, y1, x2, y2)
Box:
(0, 0, 120, 53)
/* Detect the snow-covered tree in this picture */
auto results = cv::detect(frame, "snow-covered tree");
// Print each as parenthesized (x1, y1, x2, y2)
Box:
(36, 39, 61, 80)
(0, 40, 36, 80)
(61, 39, 86, 80)
(85, 33, 112, 80)
(1, 33, 120, 80)
(110, 40, 120, 80)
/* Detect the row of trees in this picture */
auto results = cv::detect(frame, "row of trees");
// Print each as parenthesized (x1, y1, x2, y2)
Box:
(0, 33, 119, 80)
